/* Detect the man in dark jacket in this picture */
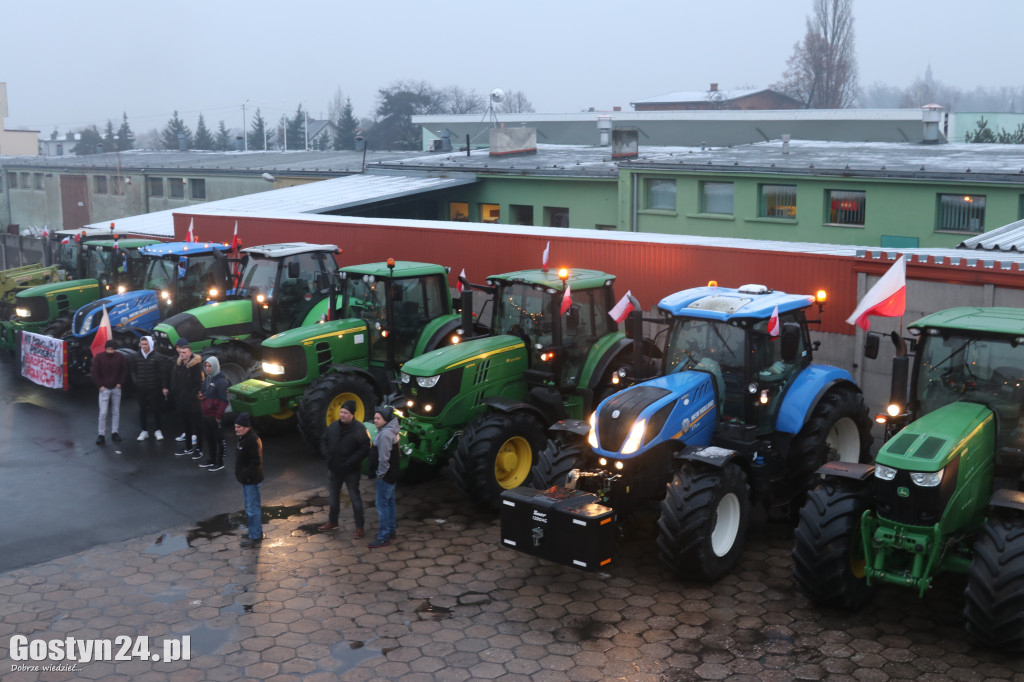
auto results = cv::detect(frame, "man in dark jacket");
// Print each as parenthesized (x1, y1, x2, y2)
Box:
(165, 338, 204, 457)
(130, 336, 168, 441)
(92, 340, 128, 445)
(318, 400, 370, 539)
(234, 412, 264, 547)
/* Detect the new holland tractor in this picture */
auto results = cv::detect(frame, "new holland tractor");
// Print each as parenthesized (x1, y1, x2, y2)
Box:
(499, 283, 873, 581)
(792, 306, 1024, 651)
(228, 259, 473, 441)
(398, 267, 645, 506)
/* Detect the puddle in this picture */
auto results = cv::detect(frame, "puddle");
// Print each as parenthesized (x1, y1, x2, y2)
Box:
(179, 622, 236, 657)
(145, 533, 190, 555)
(329, 638, 386, 672)
(414, 601, 452, 620)
(219, 602, 253, 615)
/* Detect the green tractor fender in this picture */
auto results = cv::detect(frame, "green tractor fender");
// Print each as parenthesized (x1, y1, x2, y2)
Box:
(419, 315, 464, 355)
(480, 395, 549, 427)
(578, 332, 629, 389)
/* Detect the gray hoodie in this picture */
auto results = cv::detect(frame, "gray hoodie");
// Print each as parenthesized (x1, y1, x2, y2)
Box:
(373, 417, 401, 481)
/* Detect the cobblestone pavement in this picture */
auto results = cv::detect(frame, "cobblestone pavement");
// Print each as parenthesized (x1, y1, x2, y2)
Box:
(2, 473, 1023, 682)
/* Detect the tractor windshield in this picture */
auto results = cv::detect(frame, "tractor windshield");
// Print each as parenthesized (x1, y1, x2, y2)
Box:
(235, 257, 278, 299)
(915, 332, 1024, 449)
(81, 245, 115, 281)
(665, 318, 745, 404)
(494, 283, 553, 357)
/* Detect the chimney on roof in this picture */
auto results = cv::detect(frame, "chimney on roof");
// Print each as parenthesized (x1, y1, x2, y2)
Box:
(921, 103, 944, 145)
(597, 115, 613, 147)
(710, 83, 718, 92)
(611, 128, 639, 160)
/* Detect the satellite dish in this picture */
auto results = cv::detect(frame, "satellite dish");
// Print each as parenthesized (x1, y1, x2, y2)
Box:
(490, 88, 505, 103)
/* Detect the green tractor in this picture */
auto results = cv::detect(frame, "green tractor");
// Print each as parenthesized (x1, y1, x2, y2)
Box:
(792, 307, 1024, 651)
(228, 259, 472, 441)
(399, 267, 643, 507)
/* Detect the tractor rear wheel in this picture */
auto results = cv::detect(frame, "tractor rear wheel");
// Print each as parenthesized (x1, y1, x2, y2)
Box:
(531, 436, 585, 490)
(657, 462, 750, 581)
(964, 513, 1024, 652)
(42, 316, 71, 339)
(791, 480, 873, 610)
(297, 372, 377, 448)
(452, 411, 546, 511)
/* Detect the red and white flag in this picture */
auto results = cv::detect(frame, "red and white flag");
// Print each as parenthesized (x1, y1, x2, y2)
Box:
(609, 291, 635, 324)
(846, 256, 907, 331)
(560, 284, 573, 316)
(187, 218, 196, 242)
(231, 220, 241, 250)
(767, 305, 780, 337)
(542, 241, 550, 272)
(41, 227, 49, 239)
(456, 268, 466, 293)
(89, 306, 112, 358)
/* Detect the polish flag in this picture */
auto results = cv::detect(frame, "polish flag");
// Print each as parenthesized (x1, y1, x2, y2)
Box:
(767, 305, 780, 337)
(231, 220, 241, 251)
(846, 256, 907, 331)
(456, 268, 466, 293)
(542, 241, 550, 272)
(560, 284, 573, 316)
(609, 291, 635, 324)
(41, 227, 49, 239)
(187, 219, 196, 242)
(89, 306, 112, 358)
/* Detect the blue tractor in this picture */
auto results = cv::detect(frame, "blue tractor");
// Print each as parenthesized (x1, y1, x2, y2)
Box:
(500, 283, 873, 581)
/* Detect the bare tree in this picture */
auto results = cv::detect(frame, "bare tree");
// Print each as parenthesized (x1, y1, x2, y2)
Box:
(499, 90, 535, 114)
(775, 0, 858, 108)
(441, 86, 485, 114)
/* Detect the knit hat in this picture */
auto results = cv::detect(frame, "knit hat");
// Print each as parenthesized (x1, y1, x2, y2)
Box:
(339, 400, 357, 415)
(175, 337, 191, 348)
(375, 405, 395, 423)
(104, 340, 117, 349)
(235, 412, 252, 428)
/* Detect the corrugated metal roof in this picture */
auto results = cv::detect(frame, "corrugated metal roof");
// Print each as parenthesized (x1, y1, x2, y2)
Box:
(959, 218, 1024, 251)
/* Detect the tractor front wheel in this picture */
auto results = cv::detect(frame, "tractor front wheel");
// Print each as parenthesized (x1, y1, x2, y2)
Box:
(657, 462, 750, 582)
(531, 436, 585, 490)
(964, 513, 1024, 652)
(297, 373, 377, 448)
(452, 411, 546, 510)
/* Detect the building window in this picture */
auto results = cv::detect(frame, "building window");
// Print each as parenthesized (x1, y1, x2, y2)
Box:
(449, 202, 469, 221)
(645, 178, 676, 211)
(938, 193, 985, 232)
(148, 177, 164, 197)
(5, 172, 15, 189)
(480, 203, 500, 223)
(545, 207, 570, 228)
(110, 176, 124, 196)
(189, 178, 206, 200)
(20, 173, 31, 190)
(511, 205, 533, 225)
(827, 189, 866, 226)
(759, 184, 797, 219)
(33, 173, 44, 190)
(169, 177, 185, 199)
(94, 176, 108, 194)
(700, 181, 734, 214)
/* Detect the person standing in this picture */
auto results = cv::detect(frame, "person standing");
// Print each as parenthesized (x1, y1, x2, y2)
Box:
(368, 405, 401, 548)
(233, 412, 264, 547)
(130, 336, 168, 441)
(318, 400, 369, 539)
(165, 338, 204, 458)
(198, 356, 229, 471)
(92, 340, 127, 445)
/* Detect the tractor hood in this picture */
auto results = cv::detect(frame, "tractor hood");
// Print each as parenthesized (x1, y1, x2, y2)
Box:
(16, 278, 100, 302)
(262, 317, 367, 349)
(72, 290, 161, 338)
(155, 299, 255, 347)
(876, 401, 995, 473)
(401, 334, 527, 377)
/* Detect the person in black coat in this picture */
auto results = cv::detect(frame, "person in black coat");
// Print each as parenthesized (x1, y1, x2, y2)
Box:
(130, 336, 168, 441)
(234, 413, 264, 547)
(318, 400, 370, 539)
(165, 338, 204, 457)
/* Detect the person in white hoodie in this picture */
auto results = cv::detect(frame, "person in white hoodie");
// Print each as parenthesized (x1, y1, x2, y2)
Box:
(129, 336, 169, 441)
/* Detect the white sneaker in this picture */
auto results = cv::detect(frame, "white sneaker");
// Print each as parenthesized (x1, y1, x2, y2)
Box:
(137, 431, 149, 441)
(192, 435, 198, 444)
(154, 430, 164, 441)
(175, 432, 187, 442)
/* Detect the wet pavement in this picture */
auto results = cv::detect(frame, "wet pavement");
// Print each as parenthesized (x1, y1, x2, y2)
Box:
(2, 466, 1023, 681)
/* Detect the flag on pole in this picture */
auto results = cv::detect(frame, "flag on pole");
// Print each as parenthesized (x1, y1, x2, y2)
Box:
(542, 241, 550, 272)
(846, 256, 907, 331)
(767, 305, 780, 337)
(41, 227, 49, 239)
(560, 284, 573, 316)
(89, 306, 112, 358)
(231, 220, 241, 250)
(187, 219, 196, 242)
(456, 268, 466, 293)
(609, 291, 635, 324)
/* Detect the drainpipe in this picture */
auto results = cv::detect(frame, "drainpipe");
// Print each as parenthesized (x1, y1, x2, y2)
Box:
(630, 173, 638, 232)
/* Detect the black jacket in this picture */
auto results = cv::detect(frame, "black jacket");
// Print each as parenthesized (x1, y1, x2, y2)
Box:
(234, 428, 263, 485)
(130, 351, 168, 392)
(170, 352, 204, 407)
(320, 419, 370, 477)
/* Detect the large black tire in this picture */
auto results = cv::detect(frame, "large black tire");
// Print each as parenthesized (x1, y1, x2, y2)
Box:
(202, 345, 260, 387)
(531, 436, 585, 490)
(964, 513, 1024, 652)
(791, 479, 873, 610)
(296, 372, 377, 448)
(657, 462, 751, 581)
(41, 316, 71, 339)
(451, 411, 546, 510)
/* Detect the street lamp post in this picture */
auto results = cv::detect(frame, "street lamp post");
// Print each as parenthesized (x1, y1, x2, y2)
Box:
(242, 100, 249, 151)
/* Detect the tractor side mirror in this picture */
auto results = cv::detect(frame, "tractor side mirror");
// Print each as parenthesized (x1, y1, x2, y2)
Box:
(780, 322, 801, 363)
(287, 261, 301, 279)
(864, 332, 880, 359)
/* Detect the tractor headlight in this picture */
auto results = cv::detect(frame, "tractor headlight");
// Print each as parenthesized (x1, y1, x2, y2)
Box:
(874, 464, 898, 481)
(416, 375, 440, 388)
(262, 361, 285, 376)
(910, 471, 943, 487)
(887, 403, 901, 417)
(15, 307, 29, 318)
(117, 285, 126, 294)
(80, 312, 96, 335)
(161, 290, 170, 300)
(620, 419, 646, 455)
(587, 411, 598, 448)
(401, 372, 411, 384)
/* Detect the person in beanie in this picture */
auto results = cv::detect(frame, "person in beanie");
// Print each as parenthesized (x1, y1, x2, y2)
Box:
(234, 412, 264, 547)
(165, 338, 204, 458)
(198, 356, 229, 471)
(368, 405, 401, 548)
(92, 339, 127, 445)
(318, 400, 370, 538)
(130, 336, 168, 441)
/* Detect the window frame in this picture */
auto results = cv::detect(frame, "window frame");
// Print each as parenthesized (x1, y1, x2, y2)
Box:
(937, 193, 986, 233)
(189, 178, 206, 200)
(700, 181, 734, 215)
(758, 184, 797, 220)
(147, 177, 164, 197)
(93, 175, 108, 195)
(825, 189, 866, 227)
(644, 178, 677, 212)
(168, 177, 185, 199)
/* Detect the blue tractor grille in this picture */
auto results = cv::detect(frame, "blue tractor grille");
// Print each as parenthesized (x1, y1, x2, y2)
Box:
(597, 386, 671, 452)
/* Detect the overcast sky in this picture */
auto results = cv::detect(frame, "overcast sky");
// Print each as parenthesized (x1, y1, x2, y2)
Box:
(3, 0, 1021, 135)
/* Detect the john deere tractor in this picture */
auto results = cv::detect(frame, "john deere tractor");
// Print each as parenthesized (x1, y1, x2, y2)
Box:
(228, 259, 472, 441)
(499, 284, 873, 581)
(793, 306, 1024, 651)
(399, 267, 644, 507)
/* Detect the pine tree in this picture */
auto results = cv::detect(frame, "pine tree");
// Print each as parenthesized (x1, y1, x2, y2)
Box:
(248, 108, 267, 150)
(215, 120, 233, 150)
(286, 103, 306, 150)
(116, 112, 135, 151)
(72, 125, 104, 155)
(161, 111, 192, 150)
(103, 120, 116, 152)
(965, 117, 997, 143)
(193, 114, 215, 150)
(334, 98, 357, 150)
